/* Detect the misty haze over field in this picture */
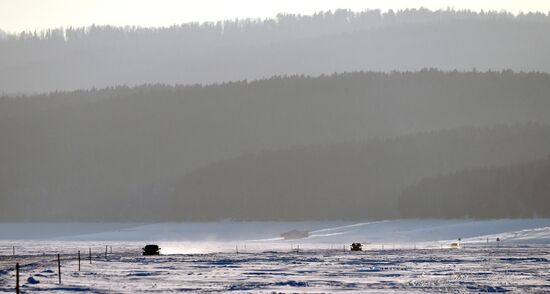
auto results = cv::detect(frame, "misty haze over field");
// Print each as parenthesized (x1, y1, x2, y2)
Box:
(1, 8, 550, 221)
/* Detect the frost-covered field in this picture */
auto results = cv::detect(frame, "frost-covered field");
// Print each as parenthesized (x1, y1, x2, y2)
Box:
(1, 219, 550, 293)
(2, 246, 550, 293)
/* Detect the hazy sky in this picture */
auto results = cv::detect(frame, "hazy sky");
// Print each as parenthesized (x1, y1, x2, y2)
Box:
(1, 0, 549, 33)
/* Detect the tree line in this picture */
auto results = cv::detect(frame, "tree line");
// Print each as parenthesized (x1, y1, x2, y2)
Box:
(1, 70, 550, 220)
(399, 156, 550, 218)
(174, 124, 550, 220)
(1, 9, 550, 93)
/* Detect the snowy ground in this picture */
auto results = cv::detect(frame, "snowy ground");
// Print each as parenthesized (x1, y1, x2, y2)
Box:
(1, 219, 550, 293)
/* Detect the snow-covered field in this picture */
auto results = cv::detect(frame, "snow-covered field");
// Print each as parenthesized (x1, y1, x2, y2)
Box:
(1, 219, 550, 292)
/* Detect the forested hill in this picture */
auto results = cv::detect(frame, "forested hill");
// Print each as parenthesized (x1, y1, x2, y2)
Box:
(399, 156, 550, 218)
(1, 70, 550, 221)
(1, 9, 550, 93)
(173, 125, 550, 220)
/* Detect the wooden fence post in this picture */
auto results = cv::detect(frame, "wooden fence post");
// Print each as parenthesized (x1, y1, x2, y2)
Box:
(89, 248, 92, 264)
(105, 246, 108, 259)
(12, 246, 15, 256)
(15, 262, 19, 294)
(57, 254, 61, 284)
(78, 250, 81, 271)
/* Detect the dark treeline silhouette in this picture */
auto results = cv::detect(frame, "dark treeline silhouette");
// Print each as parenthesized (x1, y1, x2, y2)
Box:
(174, 125, 550, 220)
(399, 156, 550, 218)
(1, 9, 550, 93)
(1, 70, 550, 220)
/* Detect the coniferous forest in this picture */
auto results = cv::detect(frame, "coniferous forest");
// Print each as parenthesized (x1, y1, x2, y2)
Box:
(1, 9, 550, 221)
(2, 9, 550, 94)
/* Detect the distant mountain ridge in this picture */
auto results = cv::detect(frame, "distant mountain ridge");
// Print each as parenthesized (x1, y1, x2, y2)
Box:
(1, 9, 550, 93)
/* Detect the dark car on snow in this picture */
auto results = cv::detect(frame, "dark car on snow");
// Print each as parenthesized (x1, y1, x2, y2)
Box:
(142, 244, 161, 255)
(350, 243, 363, 251)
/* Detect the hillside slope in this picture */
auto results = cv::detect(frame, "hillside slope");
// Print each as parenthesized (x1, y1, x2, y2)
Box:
(399, 156, 550, 218)
(174, 125, 550, 220)
(2, 71, 550, 220)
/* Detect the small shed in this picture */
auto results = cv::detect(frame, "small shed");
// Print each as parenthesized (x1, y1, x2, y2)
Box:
(280, 230, 310, 240)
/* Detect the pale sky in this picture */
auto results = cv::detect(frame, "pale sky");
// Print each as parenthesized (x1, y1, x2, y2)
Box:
(1, 0, 549, 33)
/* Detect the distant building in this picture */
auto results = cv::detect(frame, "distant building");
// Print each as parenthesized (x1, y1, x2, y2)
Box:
(280, 230, 310, 240)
